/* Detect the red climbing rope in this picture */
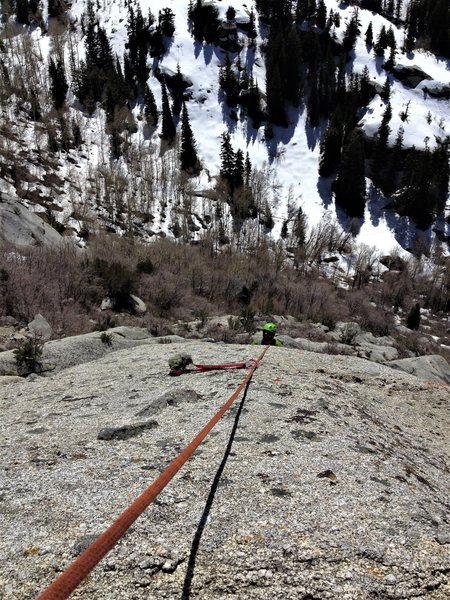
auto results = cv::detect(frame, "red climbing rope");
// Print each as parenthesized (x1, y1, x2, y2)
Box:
(36, 346, 270, 600)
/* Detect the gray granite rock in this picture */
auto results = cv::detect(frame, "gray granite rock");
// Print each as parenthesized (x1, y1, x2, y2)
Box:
(27, 314, 52, 341)
(0, 342, 449, 599)
(387, 354, 450, 384)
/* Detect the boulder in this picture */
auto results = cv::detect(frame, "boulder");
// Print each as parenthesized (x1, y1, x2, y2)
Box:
(27, 314, 52, 340)
(387, 354, 450, 384)
(0, 193, 63, 247)
(100, 295, 146, 314)
(419, 81, 450, 99)
(100, 297, 114, 311)
(277, 335, 351, 355)
(392, 65, 432, 88)
(130, 294, 146, 315)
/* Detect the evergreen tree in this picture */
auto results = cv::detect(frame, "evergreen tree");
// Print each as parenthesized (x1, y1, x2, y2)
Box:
(248, 8, 257, 44)
(380, 76, 391, 101)
(406, 302, 421, 329)
(374, 25, 387, 56)
(244, 152, 252, 186)
(372, 102, 392, 182)
(428, 0, 449, 55)
(220, 131, 235, 183)
(360, 66, 372, 105)
(160, 78, 176, 141)
(284, 27, 303, 106)
(316, 0, 326, 29)
(293, 207, 307, 247)
(149, 26, 165, 57)
(306, 70, 320, 126)
(342, 10, 361, 52)
(71, 119, 82, 148)
(266, 62, 286, 126)
(159, 7, 175, 37)
(48, 0, 65, 18)
(219, 54, 240, 107)
(16, 0, 30, 24)
(319, 120, 342, 176)
(144, 83, 158, 127)
(376, 102, 392, 149)
(180, 103, 200, 174)
(49, 58, 69, 109)
(169, 64, 188, 115)
(333, 129, 366, 218)
(296, 0, 317, 23)
(365, 22, 373, 46)
(232, 148, 244, 190)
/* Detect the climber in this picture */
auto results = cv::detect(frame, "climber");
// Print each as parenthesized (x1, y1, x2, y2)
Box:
(252, 322, 283, 347)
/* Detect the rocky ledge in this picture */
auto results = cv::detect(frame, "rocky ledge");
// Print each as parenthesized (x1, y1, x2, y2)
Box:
(0, 341, 449, 599)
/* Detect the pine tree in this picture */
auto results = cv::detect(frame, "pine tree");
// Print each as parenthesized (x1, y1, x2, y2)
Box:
(16, 0, 30, 24)
(180, 103, 200, 174)
(71, 119, 82, 148)
(372, 102, 392, 183)
(374, 25, 387, 56)
(160, 78, 176, 141)
(149, 26, 165, 57)
(319, 122, 342, 176)
(49, 58, 68, 109)
(365, 22, 373, 46)
(316, 0, 326, 29)
(428, 0, 449, 56)
(220, 131, 235, 184)
(48, 0, 65, 18)
(406, 302, 420, 329)
(342, 10, 361, 52)
(244, 152, 252, 186)
(293, 207, 307, 247)
(144, 84, 158, 127)
(232, 148, 244, 190)
(159, 7, 175, 37)
(219, 54, 240, 107)
(248, 8, 257, 44)
(380, 76, 391, 101)
(284, 27, 303, 106)
(360, 66, 372, 105)
(334, 129, 366, 218)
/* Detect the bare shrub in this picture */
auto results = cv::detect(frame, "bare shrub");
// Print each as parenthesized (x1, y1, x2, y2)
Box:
(148, 272, 184, 317)
(358, 304, 394, 337)
(340, 323, 359, 345)
(0, 242, 100, 335)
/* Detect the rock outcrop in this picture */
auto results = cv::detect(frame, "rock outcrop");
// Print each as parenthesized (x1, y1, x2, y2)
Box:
(0, 192, 63, 247)
(0, 342, 449, 599)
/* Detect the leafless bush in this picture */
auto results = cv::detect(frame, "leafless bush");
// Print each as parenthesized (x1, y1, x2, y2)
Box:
(339, 323, 359, 345)
(358, 304, 394, 337)
(0, 242, 100, 335)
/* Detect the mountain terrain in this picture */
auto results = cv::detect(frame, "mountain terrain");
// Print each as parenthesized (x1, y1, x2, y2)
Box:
(0, 2, 449, 596)
(0, 0, 449, 252)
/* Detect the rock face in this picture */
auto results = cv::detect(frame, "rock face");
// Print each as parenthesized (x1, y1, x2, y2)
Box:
(392, 65, 433, 88)
(0, 192, 63, 246)
(27, 314, 52, 340)
(0, 342, 449, 599)
(388, 354, 450, 384)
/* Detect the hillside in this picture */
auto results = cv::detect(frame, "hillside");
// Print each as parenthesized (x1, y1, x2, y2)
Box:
(0, 337, 449, 598)
(0, 0, 449, 252)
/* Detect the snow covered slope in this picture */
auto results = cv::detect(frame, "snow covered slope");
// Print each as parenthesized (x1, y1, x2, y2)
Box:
(0, 0, 449, 252)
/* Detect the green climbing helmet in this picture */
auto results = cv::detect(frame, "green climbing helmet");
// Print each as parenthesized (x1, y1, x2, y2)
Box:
(263, 322, 277, 333)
